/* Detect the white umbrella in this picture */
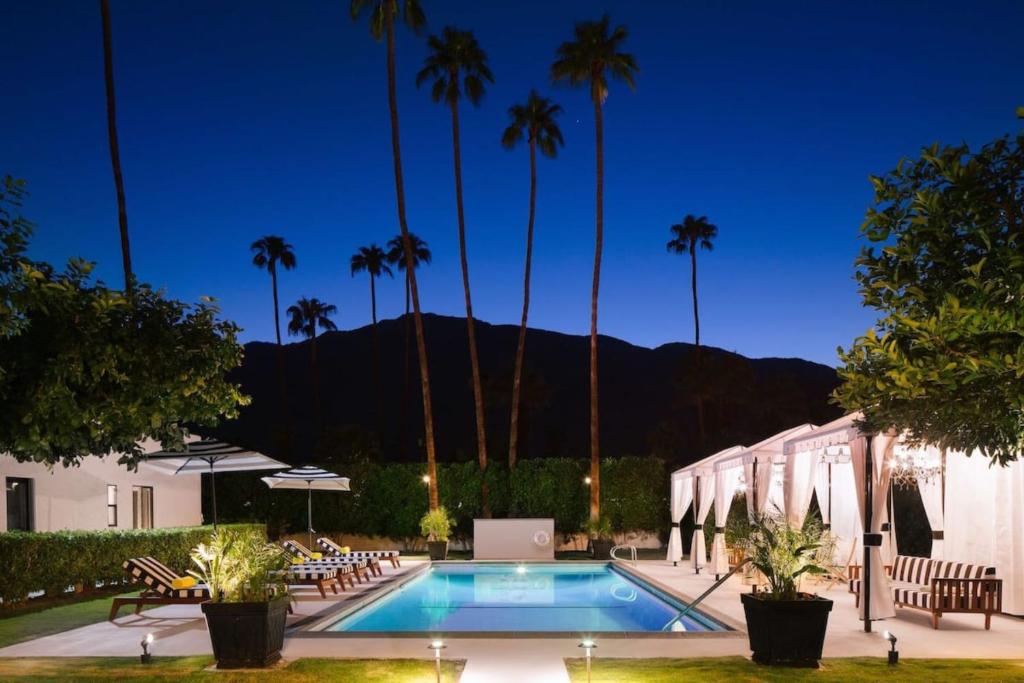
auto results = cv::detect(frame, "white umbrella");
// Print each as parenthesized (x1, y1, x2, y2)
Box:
(261, 466, 350, 548)
(143, 439, 288, 527)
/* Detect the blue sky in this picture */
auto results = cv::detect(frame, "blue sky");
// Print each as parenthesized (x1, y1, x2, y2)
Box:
(4, 0, 1022, 366)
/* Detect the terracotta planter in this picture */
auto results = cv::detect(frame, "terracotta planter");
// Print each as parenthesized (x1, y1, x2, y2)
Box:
(201, 598, 289, 669)
(741, 592, 833, 667)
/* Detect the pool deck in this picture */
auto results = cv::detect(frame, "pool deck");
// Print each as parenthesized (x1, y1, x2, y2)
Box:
(1, 559, 1022, 682)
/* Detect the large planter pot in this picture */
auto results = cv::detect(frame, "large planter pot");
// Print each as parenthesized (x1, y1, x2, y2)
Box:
(201, 598, 289, 669)
(591, 539, 615, 560)
(427, 540, 449, 561)
(741, 592, 833, 667)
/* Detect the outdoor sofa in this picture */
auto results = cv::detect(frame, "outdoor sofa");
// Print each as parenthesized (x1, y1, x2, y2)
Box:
(317, 537, 401, 568)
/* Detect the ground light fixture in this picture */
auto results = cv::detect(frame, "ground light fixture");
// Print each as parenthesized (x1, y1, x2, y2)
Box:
(140, 633, 153, 664)
(578, 639, 597, 683)
(884, 630, 899, 665)
(583, 476, 592, 485)
(429, 639, 447, 683)
(422, 475, 431, 484)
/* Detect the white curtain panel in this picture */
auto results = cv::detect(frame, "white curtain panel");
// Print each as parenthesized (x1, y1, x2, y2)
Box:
(690, 473, 715, 573)
(915, 447, 944, 559)
(850, 435, 896, 621)
(666, 474, 693, 563)
(784, 450, 818, 528)
(742, 460, 774, 517)
(710, 466, 742, 576)
(814, 460, 831, 527)
(831, 459, 863, 569)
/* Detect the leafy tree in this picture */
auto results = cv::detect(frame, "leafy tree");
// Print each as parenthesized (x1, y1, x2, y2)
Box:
(351, 0, 440, 510)
(551, 14, 638, 522)
(286, 297, 337, 430)
(501, 90, 564, 469)
(0, 178, 248, 468)
(417, 26, 495, 515)
(351, 243, 393, 436)
(835, 135, 1024, 465)
(667, 214, 718, 448)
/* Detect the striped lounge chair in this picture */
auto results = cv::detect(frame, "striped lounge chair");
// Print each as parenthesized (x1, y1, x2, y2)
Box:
(109, 556, 211, 620)
(278, 565, 347, 598)
(281, 539, 379, 579)
(317, 537, 401, 568)
(849, 554, 1002, 629)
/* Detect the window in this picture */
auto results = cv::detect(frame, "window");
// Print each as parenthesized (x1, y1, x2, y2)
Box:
(6, 477, 33, 531)
(132, 486, 153, 529)
(107, 485, 118, 527)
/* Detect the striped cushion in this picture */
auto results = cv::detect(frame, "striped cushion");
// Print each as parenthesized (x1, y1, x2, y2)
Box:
(282, 539, 319, 560)
(286, 566, 338, 580)
(931, 560, 989, 580)
(849, 579, 861, 594)
(123, 557, 210, 599)
(895, 587, 932, 609)
(892, 555, 935, 585)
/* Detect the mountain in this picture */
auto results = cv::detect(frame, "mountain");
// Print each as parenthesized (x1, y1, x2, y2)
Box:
(210, 314, 842, 469)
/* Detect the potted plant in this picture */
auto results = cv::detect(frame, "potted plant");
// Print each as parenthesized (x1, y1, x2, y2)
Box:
(739, 514, 832, 667)
(420, 507, 452, 561)
(190, 529, 291, 669)
(584, 517, 615, 560)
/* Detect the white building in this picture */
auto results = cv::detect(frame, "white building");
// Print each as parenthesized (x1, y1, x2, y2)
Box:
(2, 442, 202, 533)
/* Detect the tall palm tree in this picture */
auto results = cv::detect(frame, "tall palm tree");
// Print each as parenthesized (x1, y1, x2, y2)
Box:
(351, 244, 393, 435)
(99, 0, 132, 293)
(416, 26, 494, 514)
(501, 91, 564, 470)
(287, 297, 338, 430)
(552, 15, 637, 523)
(351, 0, 440, 510)
(667, 215, 717, 447)
(251, 235, 297, 452)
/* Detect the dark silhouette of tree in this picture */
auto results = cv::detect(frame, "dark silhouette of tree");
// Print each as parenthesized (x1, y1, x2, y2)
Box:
(501, 90, 563, 470)
(351, 244, 393, 436)
(667, 214, 717, 448)
(286, 297, 337, 431)
(99, 0, 132, 294)
(552, 14, 637, 523)
(251, 235, 297, 454)
(350, 0, 440, 510)
(417, 26, 494, 515)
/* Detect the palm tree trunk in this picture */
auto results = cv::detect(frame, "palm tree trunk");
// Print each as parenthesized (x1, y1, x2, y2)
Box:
(509, 137, 537, 470)
(400, 273, 412, 458)
(386, 15, 438, 510)
(99, 0, 132, 294)
(370, 273, 384, 442)
(589, 98, 604, 524)
(691, 245, 706, 448)
(449, 98, 490, 517)
(271, 267, 292, 456)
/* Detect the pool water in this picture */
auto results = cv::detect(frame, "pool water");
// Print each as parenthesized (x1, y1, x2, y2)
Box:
(326, 563, 728, 633)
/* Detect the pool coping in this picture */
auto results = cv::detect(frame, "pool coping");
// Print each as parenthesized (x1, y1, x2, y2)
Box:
(288, 560, 747, 639)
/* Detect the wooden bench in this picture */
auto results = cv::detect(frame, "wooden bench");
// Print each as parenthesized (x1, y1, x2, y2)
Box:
(849, 555, 1002, 629)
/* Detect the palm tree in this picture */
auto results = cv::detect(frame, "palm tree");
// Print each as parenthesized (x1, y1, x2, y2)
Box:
(99, 0, 132, 293)
(351, 0, 440, 510)
(552, 15, 637, 523)
(351, 244, 393, 435)
(667, 215, 718, 447)
(251, 235, 298, 452)
(501, 91, 564, 470)
(286, 297, 338, 430)
(416, 27, 494, 514)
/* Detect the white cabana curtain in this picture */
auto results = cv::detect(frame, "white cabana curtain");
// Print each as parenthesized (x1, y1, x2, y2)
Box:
(667, 474, 693, 563)
(784, 450, 819, 528)
(850, 434, 896, 621)
(743, 460, 774, 517)
(690, 473, 715, 573)
(710, 466, 743, 576)
(915, 447, 944, 559)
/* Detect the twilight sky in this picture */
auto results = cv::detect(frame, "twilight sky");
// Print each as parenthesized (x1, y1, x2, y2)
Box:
(4, 1, 1021, 366)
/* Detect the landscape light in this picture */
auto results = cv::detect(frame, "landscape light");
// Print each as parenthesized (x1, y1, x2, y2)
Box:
(884, 630, 898, 665)
(422, 475, 431, 484)
(429, 639, 447, 683)
(140, 632, 154, 664)
(578, 639, 597, 683)
(583, 476, 592, 485)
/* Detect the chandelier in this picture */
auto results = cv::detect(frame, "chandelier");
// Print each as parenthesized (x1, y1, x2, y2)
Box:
(889, 444, 942, 489)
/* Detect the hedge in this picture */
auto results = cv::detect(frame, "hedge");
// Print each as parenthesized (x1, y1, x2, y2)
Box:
(210, 457, 670, 544)
(0, 523, 263, 606)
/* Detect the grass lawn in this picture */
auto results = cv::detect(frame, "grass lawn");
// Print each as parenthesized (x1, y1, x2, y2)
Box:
(565, 657, 1024, 682)
(0, 591, 151, 650)
(0, 657, 464, 682)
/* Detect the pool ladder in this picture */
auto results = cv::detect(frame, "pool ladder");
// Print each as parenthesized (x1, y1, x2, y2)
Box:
(610, 544, 638, 565)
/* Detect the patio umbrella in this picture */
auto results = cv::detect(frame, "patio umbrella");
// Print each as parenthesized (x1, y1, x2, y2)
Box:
(261, 466, 350, 549)
(142, 439, 288, 528)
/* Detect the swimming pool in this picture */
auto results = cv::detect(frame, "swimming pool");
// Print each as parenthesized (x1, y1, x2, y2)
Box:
(322, 563, 729, 633)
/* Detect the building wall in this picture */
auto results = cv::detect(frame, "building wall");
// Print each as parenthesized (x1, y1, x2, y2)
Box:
(1, 443, 202, 533)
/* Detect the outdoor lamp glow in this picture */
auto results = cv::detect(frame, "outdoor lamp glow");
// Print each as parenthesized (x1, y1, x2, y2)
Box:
(578, 639, 597, 683)
(583, 476, 592, 485)
(884, 630, 898, 665)
(516, 565, 527, 575)
(429, 639, 447, 683)
(140, 632, 154, 664)
(422, 475, 431, 484)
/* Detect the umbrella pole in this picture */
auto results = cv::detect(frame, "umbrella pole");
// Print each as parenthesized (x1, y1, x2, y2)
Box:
(210, 460, 218, 530)
(307, 486, 313, 550)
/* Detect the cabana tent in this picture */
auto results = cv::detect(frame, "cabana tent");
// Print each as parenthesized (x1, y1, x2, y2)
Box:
(667, 445, 744, 570)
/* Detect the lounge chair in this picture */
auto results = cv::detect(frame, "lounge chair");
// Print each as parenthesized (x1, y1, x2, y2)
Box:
(317, 537, 401, 568)
(281, 539, 379, 579)
(109, 556, 211, 620)
(278, 565, 348, 598)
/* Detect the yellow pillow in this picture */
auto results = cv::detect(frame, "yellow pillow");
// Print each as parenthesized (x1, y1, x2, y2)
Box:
(340, 546, 351, 555)
(310, 552, 323, 560)
(171, 577, 196, 590)
(291, 557, 306, 565)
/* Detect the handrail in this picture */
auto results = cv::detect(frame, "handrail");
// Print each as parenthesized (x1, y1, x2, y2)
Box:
(672, 558, 750, 625)
(610, 544, 638, 565)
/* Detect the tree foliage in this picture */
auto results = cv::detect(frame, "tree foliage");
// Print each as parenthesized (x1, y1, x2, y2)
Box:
(0, 176, 249, 468)
(835, 136, 1024, 465)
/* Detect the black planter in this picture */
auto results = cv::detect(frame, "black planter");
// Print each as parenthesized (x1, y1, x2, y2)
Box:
(427, 540, 449, 560)
(741, 592, 833, 667)
(591, 539, 615, 560)
(201, 598, 289, 669)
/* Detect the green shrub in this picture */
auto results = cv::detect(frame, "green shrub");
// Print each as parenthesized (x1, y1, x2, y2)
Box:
(0, 523, 263, 606)
(419, 507, 452, 542)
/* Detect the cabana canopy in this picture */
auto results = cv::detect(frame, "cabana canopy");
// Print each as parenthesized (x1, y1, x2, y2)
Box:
(667, 446, 745, 568)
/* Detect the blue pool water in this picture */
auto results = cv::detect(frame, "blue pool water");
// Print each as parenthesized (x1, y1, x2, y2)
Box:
(326, 563, 728, 633)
